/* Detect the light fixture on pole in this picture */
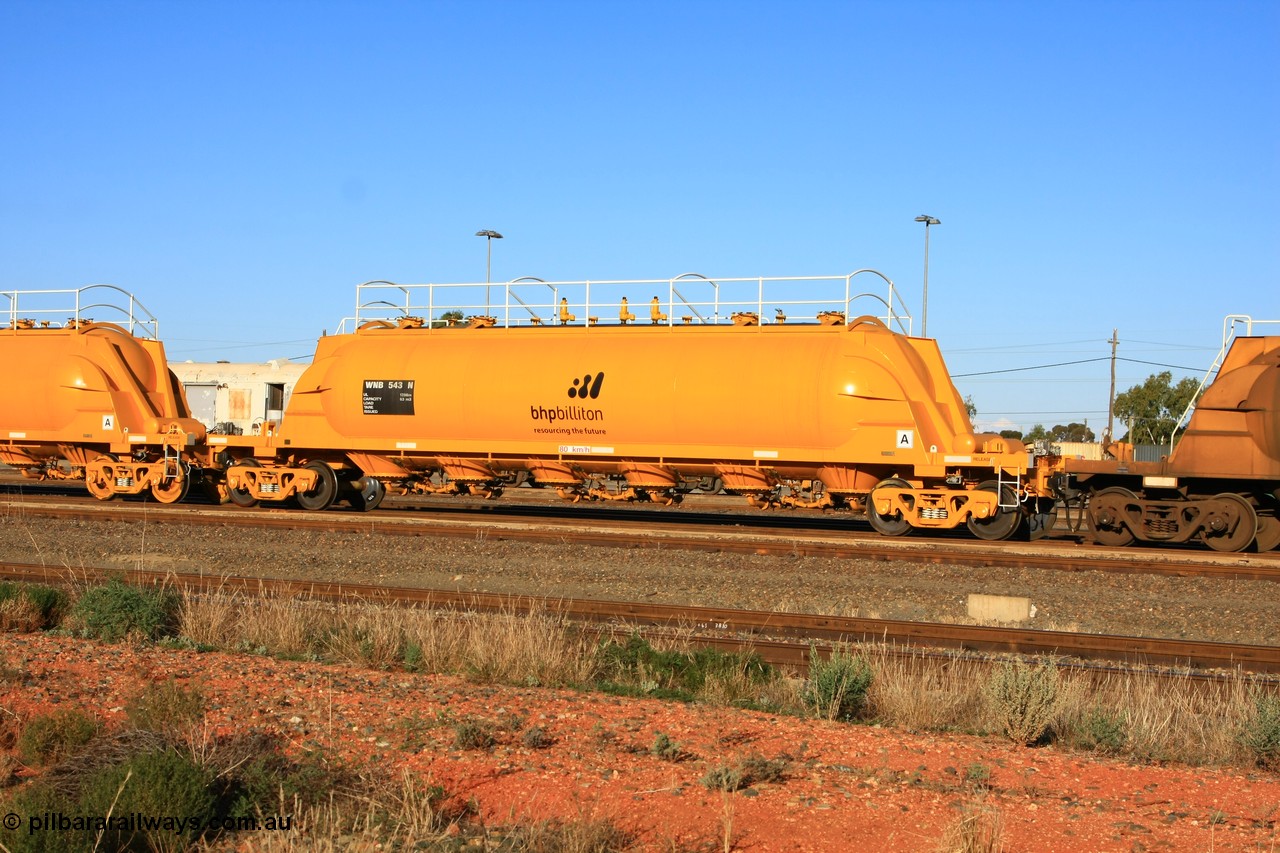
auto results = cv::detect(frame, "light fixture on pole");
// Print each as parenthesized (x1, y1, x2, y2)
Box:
(475, 229, 503, 315)
(914, 215, 939, 337)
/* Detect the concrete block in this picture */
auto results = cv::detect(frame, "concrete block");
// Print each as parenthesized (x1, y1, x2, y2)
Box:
(967, 593, 1036, 623)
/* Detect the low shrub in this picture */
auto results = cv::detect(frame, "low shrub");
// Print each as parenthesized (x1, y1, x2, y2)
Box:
(453, 719, 496, 750)
(125, 679, 206, 742)
(16, 708, 100, 766)
(1239, 690, 1280, 770)
(1, 781, 71, 853)
(0, 583, 66, 631)
(1, 746, 220, 853)
(985, 658, 1061, 746)
(71, 578, 179, 642)
(699, 763, 744, 792)
(699, 753, 788, 792)
(522, 725, 555, 750)
(0, 650, 23, 683)
(1072, 705, 1127, 754)
(963, 763, 991, 788)
(78, 748, 217, 853)
(803, 643, 874, 721)
(230, 740, 363, 818)
(597, 634, 771, 702)
(651, 732, 690, 762)
(403, 639, 424, 671)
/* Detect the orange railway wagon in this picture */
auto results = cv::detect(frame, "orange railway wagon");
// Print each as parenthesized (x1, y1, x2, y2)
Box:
(213, 273, 1049, 540)
(1060, 327, 1280, 552)
(0, 286, 206, 503)
(10, 276, 1273, 551)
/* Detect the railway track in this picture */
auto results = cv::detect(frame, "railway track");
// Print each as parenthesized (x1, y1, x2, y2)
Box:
(4, 560, 1278, 675)
(3, 493, 1279, 583)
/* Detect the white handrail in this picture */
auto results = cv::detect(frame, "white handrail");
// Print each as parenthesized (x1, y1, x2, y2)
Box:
(335, 270, 913, 335)
(1170, 314, 1280, 447)
(0, 285, 160, 338)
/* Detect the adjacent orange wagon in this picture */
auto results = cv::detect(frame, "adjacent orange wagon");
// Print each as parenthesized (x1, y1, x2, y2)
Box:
(0, 286, 205, 503)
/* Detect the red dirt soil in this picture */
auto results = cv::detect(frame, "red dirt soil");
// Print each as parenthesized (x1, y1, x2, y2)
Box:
(2, 633, 1278, 851)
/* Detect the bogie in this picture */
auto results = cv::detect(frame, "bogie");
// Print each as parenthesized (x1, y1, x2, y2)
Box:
(1081, 485, 1267, 553)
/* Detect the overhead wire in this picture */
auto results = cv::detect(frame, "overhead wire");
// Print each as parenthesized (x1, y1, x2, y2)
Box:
(951, 357, 1109, 377)
(953, 356, 1208, 378)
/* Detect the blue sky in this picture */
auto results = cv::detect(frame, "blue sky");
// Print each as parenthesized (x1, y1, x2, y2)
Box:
(3, 0, 1277, 435)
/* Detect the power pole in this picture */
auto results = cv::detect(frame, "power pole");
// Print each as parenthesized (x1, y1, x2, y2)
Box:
(1106, 329, 1118, 445)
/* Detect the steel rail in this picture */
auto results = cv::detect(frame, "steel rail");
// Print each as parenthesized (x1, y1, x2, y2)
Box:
(3, 496, 1278, 583)
(3, 561, 1278, 674)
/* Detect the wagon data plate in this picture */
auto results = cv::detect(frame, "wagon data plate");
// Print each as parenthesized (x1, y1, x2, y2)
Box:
(362, 380, 415, 415)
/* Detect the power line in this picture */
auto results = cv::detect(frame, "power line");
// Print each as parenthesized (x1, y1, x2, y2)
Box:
(951, 357, 1109, 378)
(952, 355, 1206, 379)
(1115, 357, 1206, 372)
(979, 410, 1110, 416)
(1124, 338, 1217, 351)
(946, 338, 1100, 353)
(169, 339, 317, 355)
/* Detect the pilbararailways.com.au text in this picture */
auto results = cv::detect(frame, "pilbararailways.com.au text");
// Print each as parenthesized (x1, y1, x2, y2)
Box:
(6, 811, 292, 835)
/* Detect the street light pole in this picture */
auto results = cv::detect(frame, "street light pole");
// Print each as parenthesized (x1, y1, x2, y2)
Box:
(475, 229, 503, 315)
(914, 215, 939, 337)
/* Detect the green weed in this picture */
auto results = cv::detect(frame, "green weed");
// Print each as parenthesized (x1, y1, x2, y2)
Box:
(16, 709, 100, 766)
(71, 578, 179, 642)
(803, 643, 874, 721)
(1239, 690, 1280, 770)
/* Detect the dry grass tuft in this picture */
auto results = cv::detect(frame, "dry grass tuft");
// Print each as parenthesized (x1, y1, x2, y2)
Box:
(224, 766, 459, 853)
(864, 646, 988, 732)
(937, 800, 1004, 852)
(501, 817, 639, 853)
(180, 591, 599, 689)
(0, 595, 43, 632)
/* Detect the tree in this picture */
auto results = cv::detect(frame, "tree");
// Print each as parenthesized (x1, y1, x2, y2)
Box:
(999, 429, 1024, 441)
(431, 310, 465, 329)
(1020, 422, 1096, 446)
(963, 395, 977, 419)
(1112, 371, 1200, 445)
(1049, 422, 1096, 442)
(1024, 424, 1050, 443)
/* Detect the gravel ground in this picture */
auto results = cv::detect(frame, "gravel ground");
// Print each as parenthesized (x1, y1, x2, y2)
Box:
(2, 509, 1277, 646)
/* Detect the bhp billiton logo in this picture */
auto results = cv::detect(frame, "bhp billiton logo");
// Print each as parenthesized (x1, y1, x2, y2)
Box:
(530, 372, 606, 425)
(567, 372, 605, 400)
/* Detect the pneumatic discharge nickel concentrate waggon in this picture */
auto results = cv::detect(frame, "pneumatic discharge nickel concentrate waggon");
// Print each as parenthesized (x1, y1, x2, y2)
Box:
(1, 276, 1277, 552)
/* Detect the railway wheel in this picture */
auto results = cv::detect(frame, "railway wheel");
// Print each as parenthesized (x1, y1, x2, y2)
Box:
(227, 458, 260, 508)
(150, 461, 191, 504)
(1255, 514, 1280, 552)
(1026, 497, 1059, 541)
(966, 481, 1022, 541)
(867, 478, 913, 537)
(296, 461, 338, 511)
(85, 453, 118, 502)
(1201, 493, 1258, 553)
(1087, 487, 1138, 547)
(349, 477, 387, 512)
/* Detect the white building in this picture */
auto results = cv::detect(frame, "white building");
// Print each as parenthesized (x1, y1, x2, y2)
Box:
(171, 359, 309, 435)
